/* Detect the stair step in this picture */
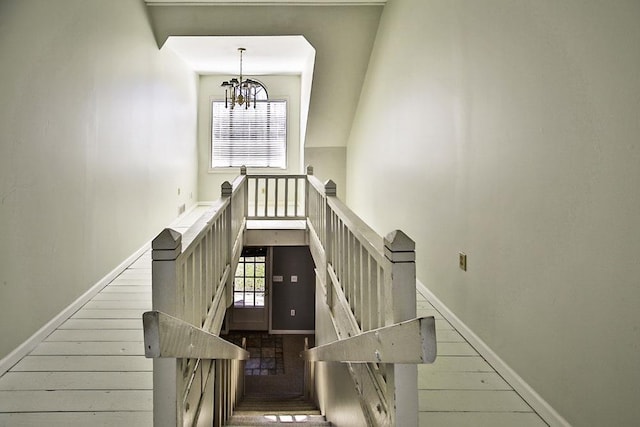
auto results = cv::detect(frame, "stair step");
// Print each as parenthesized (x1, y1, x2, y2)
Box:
(226, 414, 331, 426)
(234, 408, 322, 416)
(236, 394, 317, 410)
(227, 393, 328, 425)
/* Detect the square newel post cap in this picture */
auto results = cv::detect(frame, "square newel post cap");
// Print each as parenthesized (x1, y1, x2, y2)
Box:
(240, 165, 247, 175)
(221, 181, 232, 197)
(384, 230, 416, 262)
(306, 165, 314, 175)
(152, 228, 182, 260)
(324, 179, 337, 197)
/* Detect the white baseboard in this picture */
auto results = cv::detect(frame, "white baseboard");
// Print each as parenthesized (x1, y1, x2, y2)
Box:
(0, 243, 149, 376)
(0, 203, 205, 377)
(416, 280, 571, 427)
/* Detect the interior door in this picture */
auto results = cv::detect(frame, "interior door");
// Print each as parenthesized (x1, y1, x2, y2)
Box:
(227, 247, 270, 331)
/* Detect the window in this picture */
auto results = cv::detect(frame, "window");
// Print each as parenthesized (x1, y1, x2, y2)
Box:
(233, 247, 267, 307)
(211, 100, 287, 169)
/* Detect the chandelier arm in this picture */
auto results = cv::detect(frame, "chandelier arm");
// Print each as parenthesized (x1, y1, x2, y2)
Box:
(221, 47, 263, 109)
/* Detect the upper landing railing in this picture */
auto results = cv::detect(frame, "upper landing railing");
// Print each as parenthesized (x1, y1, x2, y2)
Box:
(143, 166, 436, 427)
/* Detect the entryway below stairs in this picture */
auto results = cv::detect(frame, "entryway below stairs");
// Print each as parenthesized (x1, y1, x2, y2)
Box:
(222, 333, 328, 426)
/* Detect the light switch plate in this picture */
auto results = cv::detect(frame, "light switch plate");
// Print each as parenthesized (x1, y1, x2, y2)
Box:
(273, 275, 283, 282)
(291, 275, 298, 283)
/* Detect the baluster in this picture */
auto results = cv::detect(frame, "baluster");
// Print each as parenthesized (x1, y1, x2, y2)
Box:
(253, 178, 259, 217)
(274, 177, 279, 217)
(354, 240, 362, 329)
(284, 177, 290, 217)
(192, 246, 201, 326)
(361, 251, 370, 331)
(324, 180, 336, 307)
(198, 244, 203, 325)
(264, 178, 269, 217)
(348, 232, 355, 312)
(369, 256, 378, 330)
(221, 181, 233, 307)
(305, 166, 313, 220)
(242, 173, 248, 220)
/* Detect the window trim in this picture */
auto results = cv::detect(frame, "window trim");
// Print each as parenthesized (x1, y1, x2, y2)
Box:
(208, 97, 289, 172)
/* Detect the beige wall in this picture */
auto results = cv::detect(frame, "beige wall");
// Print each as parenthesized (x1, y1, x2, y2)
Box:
(346, 0, 640, 425)
(305, 147, 346, 200)
(0, 0, 198, 359)
(197, 74, 301, 201)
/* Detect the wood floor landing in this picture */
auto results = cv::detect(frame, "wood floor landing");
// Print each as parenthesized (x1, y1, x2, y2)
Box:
(416, 294, 548, 426)
(0, 251, 154, 426)
(0, 206, 212, 427)
(0, 207, 548, 426)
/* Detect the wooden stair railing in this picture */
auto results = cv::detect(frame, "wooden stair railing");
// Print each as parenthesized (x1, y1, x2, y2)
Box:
(301, 317, 436, 364)
(146, 167, 436, 427)
(306, 170, 436, 427)
(147, 175, 247, 427)
(143, 311, 249, 360)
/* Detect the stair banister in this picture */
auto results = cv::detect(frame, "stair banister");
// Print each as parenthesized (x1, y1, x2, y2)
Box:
(148, 178, 247, 427)
(147, 167, 434, 427)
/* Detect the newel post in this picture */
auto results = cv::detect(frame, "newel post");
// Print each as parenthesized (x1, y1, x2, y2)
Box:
(221, 181, 234, 307)
(151, 228, 183, 427)
(324, 180, 336, 307)
(305, 165, 313, 217)
(240, 167, 248, 216)
(384, 230, 418, 427)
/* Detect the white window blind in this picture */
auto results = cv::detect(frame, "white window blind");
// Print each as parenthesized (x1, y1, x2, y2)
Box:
(211, 100, 287, 168)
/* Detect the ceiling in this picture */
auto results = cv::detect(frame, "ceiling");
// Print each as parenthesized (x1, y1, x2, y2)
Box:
(145, 3, 384, 150)
(164, 35, 315, 75)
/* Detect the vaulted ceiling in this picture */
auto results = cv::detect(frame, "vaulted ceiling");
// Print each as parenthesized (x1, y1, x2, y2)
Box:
(144, 1, 385, 149)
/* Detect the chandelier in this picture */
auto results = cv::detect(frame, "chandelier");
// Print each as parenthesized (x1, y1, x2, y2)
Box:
(221, 48, 262, 109)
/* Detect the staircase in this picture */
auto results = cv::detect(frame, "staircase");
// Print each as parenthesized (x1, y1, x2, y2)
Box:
(225, 393, 330, 426)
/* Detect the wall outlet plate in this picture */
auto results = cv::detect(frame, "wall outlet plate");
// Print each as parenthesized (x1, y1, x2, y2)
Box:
(273, 275, 283, 282)
(290, 309, 296, 316)
(291, 275, 298, 283)
(459, 253, 467, 271)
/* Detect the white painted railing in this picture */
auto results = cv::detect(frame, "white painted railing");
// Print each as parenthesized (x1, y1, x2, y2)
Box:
(306, 168, 426, 427)
(148, 175, 247, 427)
(243, 166, 307, 220)
(146, 167, 433, 427)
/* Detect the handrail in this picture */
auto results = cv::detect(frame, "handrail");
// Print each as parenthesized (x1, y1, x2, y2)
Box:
(143, 311, 249, 360)
(301, 317, 436, 363)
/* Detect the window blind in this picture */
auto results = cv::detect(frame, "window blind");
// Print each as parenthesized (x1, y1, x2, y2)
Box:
(211, 100, 287, 168)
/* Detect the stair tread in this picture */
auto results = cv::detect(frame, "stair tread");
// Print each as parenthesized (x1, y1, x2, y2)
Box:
(230, 393, 324, 421)
(226, 414, 330, 426)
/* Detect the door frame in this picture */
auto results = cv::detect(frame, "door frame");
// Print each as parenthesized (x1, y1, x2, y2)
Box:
(226, 246, 271, 331)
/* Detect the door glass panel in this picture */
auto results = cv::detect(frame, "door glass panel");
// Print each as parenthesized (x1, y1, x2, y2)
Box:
(233, 247, 267, 308)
